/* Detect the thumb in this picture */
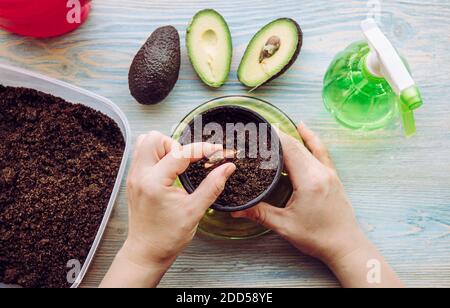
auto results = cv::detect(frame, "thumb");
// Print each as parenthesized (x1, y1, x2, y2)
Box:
(232, 202, 285, 232)
(189, 163, 236, 216)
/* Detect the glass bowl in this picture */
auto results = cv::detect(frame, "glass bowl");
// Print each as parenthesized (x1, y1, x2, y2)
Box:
(172, 96, 301, 240)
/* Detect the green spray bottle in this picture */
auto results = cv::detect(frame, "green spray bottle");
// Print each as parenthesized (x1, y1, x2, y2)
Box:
(323, 19, 423, 137)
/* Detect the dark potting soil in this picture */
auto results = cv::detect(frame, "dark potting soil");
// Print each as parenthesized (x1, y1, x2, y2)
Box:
(0, 85, 125, 288)
(182, 109, 280, 208)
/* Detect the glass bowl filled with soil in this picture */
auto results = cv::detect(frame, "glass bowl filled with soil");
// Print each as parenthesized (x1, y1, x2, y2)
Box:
(172, 96, 301, 239)
(0, 64, 130, 288)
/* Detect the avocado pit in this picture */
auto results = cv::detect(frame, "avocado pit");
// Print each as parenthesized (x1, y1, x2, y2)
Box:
(260, 36, 281, 63)
(204, 149, 240, 169)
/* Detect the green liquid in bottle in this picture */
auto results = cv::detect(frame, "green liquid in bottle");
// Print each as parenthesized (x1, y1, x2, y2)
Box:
(323, 41, 398, 131)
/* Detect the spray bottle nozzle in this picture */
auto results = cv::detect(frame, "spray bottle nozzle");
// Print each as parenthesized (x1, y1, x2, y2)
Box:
(362, 19, 423, 137)
(401, 86, 423, 111)
(399, 86, 423, 137)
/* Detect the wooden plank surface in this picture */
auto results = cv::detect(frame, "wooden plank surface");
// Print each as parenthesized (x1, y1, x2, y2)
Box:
(1, 0, 449, 288)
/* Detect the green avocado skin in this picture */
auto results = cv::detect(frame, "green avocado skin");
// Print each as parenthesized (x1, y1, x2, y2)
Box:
(129, 26, 181, 105)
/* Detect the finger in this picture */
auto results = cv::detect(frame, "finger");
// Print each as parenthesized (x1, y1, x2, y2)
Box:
(134, 131, 179, 169)
(276, 128, 317, 186)
(231, 202, 286, 232)
(130, 132, 180, 184)
(189, 163, 236, 216)
(297, 122, 335, 169)
(154, 142, 223, 185)
(135, 134, 146, 155)
(179, 142, 224, 163)
(129, 134, 146, 177)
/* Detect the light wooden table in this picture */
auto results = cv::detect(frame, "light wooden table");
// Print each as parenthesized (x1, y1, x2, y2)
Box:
(1, 0, 449, 288)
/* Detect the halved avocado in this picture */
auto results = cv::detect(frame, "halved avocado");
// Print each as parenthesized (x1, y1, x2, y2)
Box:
(186, 9, 232, 88)
(238, 18, 302, 89)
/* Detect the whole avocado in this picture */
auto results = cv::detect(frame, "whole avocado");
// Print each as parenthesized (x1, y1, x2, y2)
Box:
(129, 26, 181, 105)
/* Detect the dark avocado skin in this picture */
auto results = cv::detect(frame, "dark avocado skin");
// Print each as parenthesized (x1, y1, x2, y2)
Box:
(129, 26, 180, 105)
(268, 19, 303, 84)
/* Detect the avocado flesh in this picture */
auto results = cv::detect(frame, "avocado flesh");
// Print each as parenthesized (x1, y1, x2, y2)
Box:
(129, 26, 181, 105)
(187, 9, 232, 88)
(238, 18, 302, 88)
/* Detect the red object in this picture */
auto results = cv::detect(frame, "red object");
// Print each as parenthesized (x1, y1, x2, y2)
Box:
(0, 0, 91, 38)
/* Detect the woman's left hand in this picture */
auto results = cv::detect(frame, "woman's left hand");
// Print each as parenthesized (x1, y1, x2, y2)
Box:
(101, 131, 236, 288)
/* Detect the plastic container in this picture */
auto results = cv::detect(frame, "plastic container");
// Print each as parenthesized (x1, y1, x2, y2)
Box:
(0, 0, 91, 38)
(0, 63, 131, 288)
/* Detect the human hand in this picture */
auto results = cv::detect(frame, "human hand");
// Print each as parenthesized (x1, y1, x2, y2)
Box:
(233, 123, 364, 263)
(233, 123, 403, 288)
(101, 131, 235, 288)
(125, 131, 236, 265)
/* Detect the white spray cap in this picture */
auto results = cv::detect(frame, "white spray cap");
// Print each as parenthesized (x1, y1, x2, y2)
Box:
(361, 18, 423, 137)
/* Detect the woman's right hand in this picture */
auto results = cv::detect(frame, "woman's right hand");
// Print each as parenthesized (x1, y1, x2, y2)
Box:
(233, 123, 364, 263)
(233, 123, 403, 288)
